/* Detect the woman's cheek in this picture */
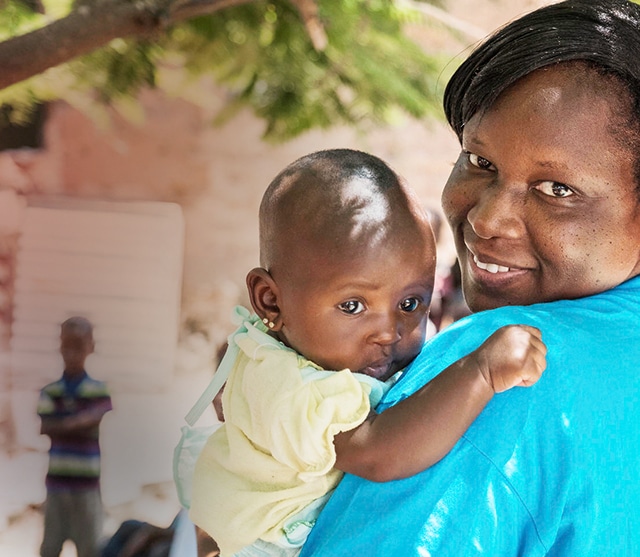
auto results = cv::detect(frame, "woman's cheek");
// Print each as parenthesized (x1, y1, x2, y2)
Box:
(442, 178, 475, 225)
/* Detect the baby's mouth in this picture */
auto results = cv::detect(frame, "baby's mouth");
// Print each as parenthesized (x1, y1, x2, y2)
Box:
(358, 359, 395, 381)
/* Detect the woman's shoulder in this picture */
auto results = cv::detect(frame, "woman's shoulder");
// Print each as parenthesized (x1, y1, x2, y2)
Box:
(441, 276, 640, 342)
(388, 279, 640, 408)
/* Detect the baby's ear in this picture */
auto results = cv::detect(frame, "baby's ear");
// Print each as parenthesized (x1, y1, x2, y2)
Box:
(246, 267, 282, 331)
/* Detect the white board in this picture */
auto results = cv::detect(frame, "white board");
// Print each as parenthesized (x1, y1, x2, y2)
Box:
(11, 197, 184, 393)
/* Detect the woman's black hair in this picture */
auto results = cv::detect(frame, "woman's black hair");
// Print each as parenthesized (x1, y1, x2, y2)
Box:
(444, 0, 640, 142)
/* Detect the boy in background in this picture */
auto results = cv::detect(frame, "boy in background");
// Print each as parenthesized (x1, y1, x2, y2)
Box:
(38, 316, 112, 557)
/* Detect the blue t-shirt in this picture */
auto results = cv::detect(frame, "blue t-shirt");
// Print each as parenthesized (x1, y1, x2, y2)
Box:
(301, 276, 640, 556)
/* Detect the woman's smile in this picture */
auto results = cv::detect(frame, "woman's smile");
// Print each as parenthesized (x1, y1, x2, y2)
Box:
(461, 247, 533, 301)
(472, 255, 511, 274)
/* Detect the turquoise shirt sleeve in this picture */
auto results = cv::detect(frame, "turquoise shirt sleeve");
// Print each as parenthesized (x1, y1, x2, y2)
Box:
(301, 277, 640, 556)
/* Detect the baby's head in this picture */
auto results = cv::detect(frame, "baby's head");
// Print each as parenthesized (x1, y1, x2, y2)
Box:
(60, 316, 95, 373)
(247, 149, 436, 382)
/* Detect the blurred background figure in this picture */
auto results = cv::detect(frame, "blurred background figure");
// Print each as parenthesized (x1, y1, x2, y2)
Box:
(434, 259, 471, 330)
(425, 208, 470, 332)
(100, 508, 198, 557)
(37, 317, 112, 557)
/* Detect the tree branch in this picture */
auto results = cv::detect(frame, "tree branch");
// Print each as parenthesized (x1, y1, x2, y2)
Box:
(290, 0, 327, 51)
(0, 0, 160, 90)
(165, 0, 252, 23)
(0, 0, 325, 91)
(398, 0, 486, 40)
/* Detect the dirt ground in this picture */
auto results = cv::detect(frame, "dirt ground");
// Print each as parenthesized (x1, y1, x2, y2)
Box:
(0, 482, 180, 557)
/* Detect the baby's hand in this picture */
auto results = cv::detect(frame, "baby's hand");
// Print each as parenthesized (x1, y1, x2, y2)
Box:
(474, 325, 547, 393)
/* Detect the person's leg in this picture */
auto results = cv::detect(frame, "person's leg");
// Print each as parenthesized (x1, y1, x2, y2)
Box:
(100, 520, 148, 557)
(40, 491, 67, 557)
(70, 489, 104, 557)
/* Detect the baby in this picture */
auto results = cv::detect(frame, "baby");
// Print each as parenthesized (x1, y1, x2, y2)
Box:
(189, 149, 546, 556)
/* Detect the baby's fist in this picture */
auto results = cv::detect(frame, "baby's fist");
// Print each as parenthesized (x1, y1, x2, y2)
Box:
(476, 325, 547, 393)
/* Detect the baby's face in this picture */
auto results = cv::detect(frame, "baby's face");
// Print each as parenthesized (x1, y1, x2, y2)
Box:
(273, 225, 436, 382)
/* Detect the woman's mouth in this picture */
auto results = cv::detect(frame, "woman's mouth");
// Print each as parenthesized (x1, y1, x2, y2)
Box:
(462, 246, 537, 310)
(467, 251, 531, 287)
(472, 255, 511, 274)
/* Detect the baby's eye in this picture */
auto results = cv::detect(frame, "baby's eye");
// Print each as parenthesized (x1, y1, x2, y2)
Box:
(338, 300, 365, 315)
(468, 152, 494, 170)
(399, 297, 421, 313)
(535, 181, 575, 198)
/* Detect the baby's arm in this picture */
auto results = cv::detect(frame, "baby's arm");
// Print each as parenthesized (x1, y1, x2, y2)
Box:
(333, 324, 546, 482)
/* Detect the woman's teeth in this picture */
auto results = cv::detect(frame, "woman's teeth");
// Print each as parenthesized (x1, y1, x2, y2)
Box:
(473, 255, 510, 274)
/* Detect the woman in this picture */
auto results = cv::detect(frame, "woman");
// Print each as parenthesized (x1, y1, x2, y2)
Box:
(299, 1, 640, 555)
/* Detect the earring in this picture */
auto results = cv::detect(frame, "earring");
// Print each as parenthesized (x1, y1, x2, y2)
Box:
(262, 317, 275, 329)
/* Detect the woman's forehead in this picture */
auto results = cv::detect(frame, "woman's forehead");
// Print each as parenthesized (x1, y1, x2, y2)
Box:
(484, 64, 633, 128)
(467, 66, 636, 162)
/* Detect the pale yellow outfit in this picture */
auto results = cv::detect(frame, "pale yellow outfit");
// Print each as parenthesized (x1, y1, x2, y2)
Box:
(189, 307, 389, 556)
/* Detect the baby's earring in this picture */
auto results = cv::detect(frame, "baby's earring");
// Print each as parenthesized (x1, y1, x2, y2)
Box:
(262, 317, 275, 329)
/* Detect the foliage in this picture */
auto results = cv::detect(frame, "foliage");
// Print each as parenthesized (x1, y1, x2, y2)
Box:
(0, 0, 454, 141)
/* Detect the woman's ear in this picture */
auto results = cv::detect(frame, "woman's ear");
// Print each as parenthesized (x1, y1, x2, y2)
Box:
(246, 267, 282, 331)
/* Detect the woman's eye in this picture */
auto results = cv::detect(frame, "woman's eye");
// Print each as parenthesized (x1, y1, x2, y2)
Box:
(338, 300, 365, 315)
(400, 297, 420, 313)
(535, 181, 575, 198)
(468, 152, 493, 170)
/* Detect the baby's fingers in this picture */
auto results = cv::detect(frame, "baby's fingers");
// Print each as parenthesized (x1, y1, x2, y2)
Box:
(519, 343, 547, 387)
(516, 324, 543, 341)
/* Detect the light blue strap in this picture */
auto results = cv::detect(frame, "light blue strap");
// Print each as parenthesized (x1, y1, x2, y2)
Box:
(183, 306, 253, 426)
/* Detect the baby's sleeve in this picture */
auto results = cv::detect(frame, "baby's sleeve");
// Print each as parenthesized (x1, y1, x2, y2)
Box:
(234, 341, 372, 481)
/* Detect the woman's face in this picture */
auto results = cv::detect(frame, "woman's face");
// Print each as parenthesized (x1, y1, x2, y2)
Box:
(442, 65, 640, 312)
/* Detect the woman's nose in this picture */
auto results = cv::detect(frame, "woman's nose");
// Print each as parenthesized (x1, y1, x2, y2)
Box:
(467, 184, 525, 240)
